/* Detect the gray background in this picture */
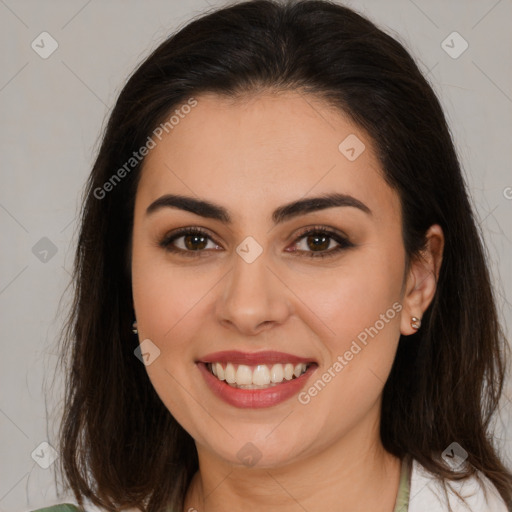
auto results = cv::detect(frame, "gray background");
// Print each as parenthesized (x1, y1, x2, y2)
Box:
(0, 0, 511, 511)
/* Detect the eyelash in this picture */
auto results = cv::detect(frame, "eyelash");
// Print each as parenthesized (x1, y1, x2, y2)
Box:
(159, 225, 354, 259)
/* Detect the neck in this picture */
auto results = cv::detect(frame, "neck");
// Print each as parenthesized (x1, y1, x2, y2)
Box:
(183, 411, 401, 512)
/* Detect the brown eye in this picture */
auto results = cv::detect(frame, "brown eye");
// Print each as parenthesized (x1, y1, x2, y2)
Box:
(159, 228, 222, 255)
(183, 233, 208, 250)
(289, 227, 354, 258)
(305, 233, 331, 252)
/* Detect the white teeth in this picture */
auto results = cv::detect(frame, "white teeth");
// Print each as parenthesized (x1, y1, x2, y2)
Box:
(215, 362, 225, 381)
(235, 365, 253, 385)
(284, 363, 294, 380)
(207, 361, 309, 388)
(253, 365, 270, 385)
(225, 363, 236, 384)
(293, 364, 303, 378)
(270, 364, 284, 383)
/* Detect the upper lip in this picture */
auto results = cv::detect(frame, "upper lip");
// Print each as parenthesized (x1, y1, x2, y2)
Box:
(197, 350, 317, 365)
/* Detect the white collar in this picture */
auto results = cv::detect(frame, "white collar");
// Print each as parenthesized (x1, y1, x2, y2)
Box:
(408, 458, 508, 511)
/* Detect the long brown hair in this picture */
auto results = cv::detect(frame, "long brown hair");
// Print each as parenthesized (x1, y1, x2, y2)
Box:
(53, 1, 512, 510)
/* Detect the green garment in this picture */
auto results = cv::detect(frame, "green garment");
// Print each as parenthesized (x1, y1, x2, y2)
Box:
(32, 457, 411, 512)
(31, 506, 80, 512)
(393, 454, 412, 512)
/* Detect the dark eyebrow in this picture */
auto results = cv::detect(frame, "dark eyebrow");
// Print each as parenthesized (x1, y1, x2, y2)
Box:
(146, 194, 231, 222)
(146, 192, 371, 223)
(272, 192, 371, 223)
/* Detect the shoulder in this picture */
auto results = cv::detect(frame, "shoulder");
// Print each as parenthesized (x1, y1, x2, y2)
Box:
(408, 458, 509, 512)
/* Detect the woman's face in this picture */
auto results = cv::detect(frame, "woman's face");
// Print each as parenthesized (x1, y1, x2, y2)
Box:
(131, 91, 418, 468)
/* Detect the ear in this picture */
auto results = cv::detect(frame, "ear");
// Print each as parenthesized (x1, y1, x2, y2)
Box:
(400, 224, 444, 336)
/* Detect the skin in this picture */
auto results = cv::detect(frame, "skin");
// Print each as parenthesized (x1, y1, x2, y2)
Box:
(131, 90, 444, 512)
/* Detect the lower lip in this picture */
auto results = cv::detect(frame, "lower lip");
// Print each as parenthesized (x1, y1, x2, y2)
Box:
(197, 362, 317, 409)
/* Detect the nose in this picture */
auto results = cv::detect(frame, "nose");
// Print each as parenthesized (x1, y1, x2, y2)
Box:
(215, 249, 292, 336)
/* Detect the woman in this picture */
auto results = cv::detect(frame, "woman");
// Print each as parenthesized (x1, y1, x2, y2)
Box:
(34, 0, 512, 511)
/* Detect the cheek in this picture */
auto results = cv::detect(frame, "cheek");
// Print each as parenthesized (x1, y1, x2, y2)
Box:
(132, 244, 211, 344)
(292, 243, 404, 344)
(131, 250, 208, 422)
(291, 242, 404, 404)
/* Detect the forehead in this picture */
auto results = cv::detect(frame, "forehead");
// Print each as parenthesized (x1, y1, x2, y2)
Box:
(136, 91, 400, 223)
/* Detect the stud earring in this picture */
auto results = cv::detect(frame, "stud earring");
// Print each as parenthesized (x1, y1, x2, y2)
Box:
(132, 321, 138, 334)
(411, 316, 421, 330)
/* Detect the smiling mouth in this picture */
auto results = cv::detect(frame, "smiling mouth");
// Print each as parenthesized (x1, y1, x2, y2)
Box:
(206, 362, 315, 389)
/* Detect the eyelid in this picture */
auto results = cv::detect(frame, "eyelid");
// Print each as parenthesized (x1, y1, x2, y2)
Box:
(291, 224, 350, 242)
